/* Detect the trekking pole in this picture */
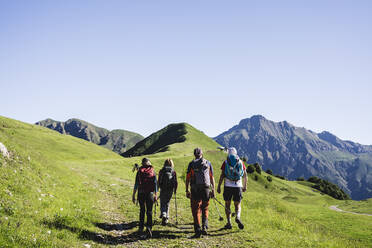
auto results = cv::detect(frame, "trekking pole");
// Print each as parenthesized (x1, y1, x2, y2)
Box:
(212, 197, 224, 221)
(175, 193, 178, 225)
(154, 201, 157, 225)
(213, 197, 233, 215)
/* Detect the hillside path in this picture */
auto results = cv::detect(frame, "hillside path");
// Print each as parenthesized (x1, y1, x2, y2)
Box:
(329, 205, 372, 216)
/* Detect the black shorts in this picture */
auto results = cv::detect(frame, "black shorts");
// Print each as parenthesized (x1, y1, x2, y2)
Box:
(191, 186, 210, 201)
(223, 186, 242, 202)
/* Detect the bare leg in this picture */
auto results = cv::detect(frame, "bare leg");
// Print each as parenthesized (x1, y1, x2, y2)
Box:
(225, 200, 231, 224)
(234, 201, 241, 220)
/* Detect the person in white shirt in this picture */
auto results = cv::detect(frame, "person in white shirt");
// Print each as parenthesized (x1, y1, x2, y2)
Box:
(217, 147, 247, 229)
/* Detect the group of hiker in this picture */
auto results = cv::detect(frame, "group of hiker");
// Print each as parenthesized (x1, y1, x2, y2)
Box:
(132, 147, 247, 238)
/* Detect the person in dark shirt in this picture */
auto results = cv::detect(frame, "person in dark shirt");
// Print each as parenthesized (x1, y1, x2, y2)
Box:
(185, 148, 215, 237)
(158, 158, 178, 225)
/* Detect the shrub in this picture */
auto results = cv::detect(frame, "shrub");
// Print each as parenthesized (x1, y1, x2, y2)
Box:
(253, 163, 261, 174)
(275, 175, 286, 180)
(266, 169, 273, 175)
(310, 178, 351, 200)
(308, 176, 321, 183)
(246, 164, 255, 174)
(296, 177, 305, 181)
(267, 176, 272, 182)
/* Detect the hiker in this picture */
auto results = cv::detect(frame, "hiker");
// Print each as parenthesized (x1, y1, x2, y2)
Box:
(132, 158, 158, 237)
(185, 147, 215, 237)
(158, 158, 178, 226)
(217, 147, 247, 230)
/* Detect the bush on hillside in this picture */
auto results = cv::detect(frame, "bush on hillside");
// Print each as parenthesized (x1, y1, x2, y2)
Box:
(267, 176, 272, 182)
(275, 175, 286, 180)
(254, 175, 259, 181)
(246, 164, 255, 174)
(308, 176, 321, 184)
(266, 169, 273, 175)
(309, 177, 351, 200)
(253, 163, 261, 174)
(296, 177, 305, 181)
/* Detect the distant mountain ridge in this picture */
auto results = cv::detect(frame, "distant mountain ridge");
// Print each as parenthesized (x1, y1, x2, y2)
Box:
(215, 115, 372, 200)
(36, 118, 143, 154)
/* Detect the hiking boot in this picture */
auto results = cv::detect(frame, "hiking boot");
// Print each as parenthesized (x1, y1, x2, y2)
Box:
(138, 226, 144, 233)
(201, 225, 208, 235)
(235, 218, 244, 230)
(193, 230, 202, 238)
(193, 224, 202, 238)
(161, 216, 167, 226)
(146, 227, 152, 238)
(224, 222, 232, 229)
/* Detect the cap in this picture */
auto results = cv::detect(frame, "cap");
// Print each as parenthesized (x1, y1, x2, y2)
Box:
(228, 147, 237, 155)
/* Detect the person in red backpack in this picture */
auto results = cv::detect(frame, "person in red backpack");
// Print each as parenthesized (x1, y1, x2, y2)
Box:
(185, 148, 215, 238)
(132, 158, 158, 237)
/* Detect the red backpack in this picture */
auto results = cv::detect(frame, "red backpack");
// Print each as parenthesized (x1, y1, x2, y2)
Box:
(138, 166, 156, 193)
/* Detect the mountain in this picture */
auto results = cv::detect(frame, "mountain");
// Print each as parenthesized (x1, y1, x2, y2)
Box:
(215, 115, 372, 200)
(122, 122, 220, 157)
(1, 115, 372, 247)
(36, 118, 143, 154)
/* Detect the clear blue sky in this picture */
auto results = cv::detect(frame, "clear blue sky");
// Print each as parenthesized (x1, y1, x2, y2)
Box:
(1, 1, 371, 144)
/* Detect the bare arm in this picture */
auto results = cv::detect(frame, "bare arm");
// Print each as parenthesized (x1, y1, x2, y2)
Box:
(242, 170, 247, 192)
(185, 173, 191, 198)
(217, 173, 224, 193)
(132, 171, 139, 204)
(211, 176, 216, 193)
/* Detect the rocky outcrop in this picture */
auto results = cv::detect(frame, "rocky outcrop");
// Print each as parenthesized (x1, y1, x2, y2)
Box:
(0, 142, 10, 158)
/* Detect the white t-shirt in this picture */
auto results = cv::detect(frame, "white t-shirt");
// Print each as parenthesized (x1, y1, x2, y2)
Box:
(221, 160, 246, 188)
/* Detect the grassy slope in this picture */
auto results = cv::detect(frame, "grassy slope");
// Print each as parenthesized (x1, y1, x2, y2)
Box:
(337, 198, 372, 215)
(0, 116, 371, 247)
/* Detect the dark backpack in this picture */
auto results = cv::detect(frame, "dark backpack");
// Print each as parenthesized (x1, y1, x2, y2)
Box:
(160, 166, 174, 190)
(138, 166, 155, 193)
(190, 158, 211, 187)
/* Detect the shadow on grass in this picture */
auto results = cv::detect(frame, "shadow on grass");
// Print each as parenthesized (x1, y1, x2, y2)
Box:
(95, 221, 138, 231)
(42, 219, 239, 245)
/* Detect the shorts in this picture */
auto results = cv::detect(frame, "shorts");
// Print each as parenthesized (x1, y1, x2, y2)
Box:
(223, 186, 242, 202)
(191, 186, 210, 201)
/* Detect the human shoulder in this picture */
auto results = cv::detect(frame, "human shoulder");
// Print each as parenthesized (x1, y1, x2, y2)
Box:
(202, 158, 211, 164)
(221, 160, 226, 170)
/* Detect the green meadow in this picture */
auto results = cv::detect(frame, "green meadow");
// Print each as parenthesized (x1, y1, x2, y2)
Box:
(0, 116, 371, 247)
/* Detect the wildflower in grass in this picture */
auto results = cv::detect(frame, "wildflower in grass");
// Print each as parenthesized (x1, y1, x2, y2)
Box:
(47, 230, 51, 234)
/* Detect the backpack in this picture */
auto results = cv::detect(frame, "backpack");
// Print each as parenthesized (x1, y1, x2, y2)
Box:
(160, 166, 174, 190)
(224, 154, 244, 181)
(138, 166, 156, 193)
(190, 158, 211, 187)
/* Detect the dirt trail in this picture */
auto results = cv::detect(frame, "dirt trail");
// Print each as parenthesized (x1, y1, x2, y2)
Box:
(329, 205, 372, 216)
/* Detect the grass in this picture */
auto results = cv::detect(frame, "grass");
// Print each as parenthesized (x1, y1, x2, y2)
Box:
(337, 198, 372, 215)
(0, 116, 372, 247)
